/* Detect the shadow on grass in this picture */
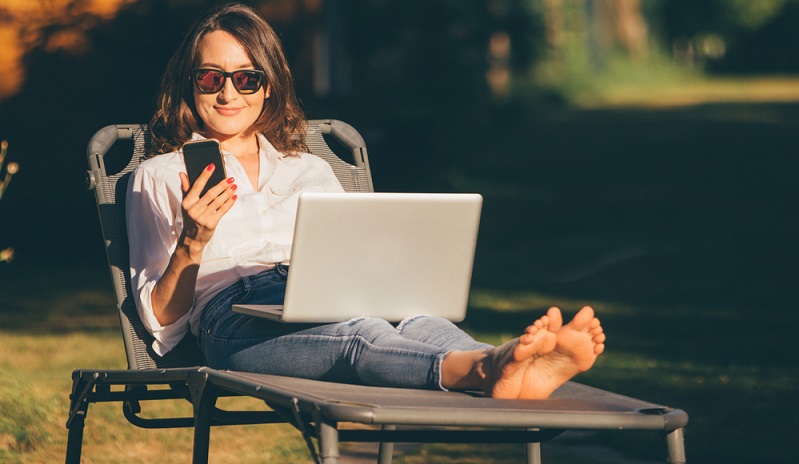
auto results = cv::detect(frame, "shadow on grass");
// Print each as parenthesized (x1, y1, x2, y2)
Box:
(437, 100, 799, 312)
(458, 302, 799, 463)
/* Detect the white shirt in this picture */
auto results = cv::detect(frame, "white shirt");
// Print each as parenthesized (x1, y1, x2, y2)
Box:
(126, 133, 344, 356)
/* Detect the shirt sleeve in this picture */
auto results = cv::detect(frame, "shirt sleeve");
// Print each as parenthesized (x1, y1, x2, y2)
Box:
(126, 164, 192, 356)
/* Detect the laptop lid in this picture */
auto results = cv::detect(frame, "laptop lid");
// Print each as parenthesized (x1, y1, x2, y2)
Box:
(233, 192, 482, 323)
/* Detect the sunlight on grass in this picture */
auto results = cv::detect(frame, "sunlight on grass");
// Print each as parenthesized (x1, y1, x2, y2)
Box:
(396, 443, 525, 464)
(527, 45, 799, 110)
(0, 376, 48, 456)
(581, 76, 799, 109)
(0, 331, 123, 462)
(469, 289, 641, 316)
(0, 330, 311, 463)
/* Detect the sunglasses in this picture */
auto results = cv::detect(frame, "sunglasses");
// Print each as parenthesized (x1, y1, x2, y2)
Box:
(191, 68, 267, 94)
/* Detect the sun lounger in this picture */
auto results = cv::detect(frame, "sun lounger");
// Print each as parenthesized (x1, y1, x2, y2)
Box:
(67, 120, 688, 464)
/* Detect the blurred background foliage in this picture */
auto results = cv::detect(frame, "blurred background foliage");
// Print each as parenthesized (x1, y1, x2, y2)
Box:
(1, 0, 798, 261)
(0, 0, 796, 312)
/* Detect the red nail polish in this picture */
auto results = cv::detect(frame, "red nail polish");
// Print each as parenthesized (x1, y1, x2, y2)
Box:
(227, 177, 235, 183)
(231, 184, 238, 191)
(206, 164, 214, 171)
(232, 194, 237, 200)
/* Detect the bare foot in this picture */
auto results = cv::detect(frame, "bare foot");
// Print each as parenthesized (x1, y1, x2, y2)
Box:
(517, 306, 606, 399)
(481, 307, 561, 399)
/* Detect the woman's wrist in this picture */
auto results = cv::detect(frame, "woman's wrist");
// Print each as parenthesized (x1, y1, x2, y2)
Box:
(176, 233, 205, 263)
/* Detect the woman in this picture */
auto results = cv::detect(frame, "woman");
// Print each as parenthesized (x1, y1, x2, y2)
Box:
(127, 2, 605, 399)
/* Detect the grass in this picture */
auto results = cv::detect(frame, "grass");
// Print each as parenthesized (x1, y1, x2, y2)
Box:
(1, 260, 797, 463)
(0, 322, 311, 463)
(579, 75, 799, 108)
(461, 291, 799, 463)
(0, 261, 316, 463)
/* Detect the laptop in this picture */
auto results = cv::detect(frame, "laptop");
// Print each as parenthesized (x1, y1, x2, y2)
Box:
(232, 192, 482, 323)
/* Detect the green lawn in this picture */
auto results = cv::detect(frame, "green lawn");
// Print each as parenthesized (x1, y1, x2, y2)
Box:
(1, 258, 796, 463)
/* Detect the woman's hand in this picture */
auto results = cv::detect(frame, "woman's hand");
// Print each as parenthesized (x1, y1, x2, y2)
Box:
(178, 163, 238, 257)
(148, 164, 237, 327)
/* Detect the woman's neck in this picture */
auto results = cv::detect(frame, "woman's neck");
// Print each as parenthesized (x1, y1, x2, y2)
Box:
(216, 133, 261, 190)
(217, 133, 260, 159)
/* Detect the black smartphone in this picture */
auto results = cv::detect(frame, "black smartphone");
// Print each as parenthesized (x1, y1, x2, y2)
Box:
(182, 139, 226, 196)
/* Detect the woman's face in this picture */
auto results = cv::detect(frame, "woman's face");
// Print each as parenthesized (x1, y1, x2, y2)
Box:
(193, 30, 268, 143)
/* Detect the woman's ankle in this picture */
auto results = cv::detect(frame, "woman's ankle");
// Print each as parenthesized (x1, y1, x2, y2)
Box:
(440, 349, 489, 391)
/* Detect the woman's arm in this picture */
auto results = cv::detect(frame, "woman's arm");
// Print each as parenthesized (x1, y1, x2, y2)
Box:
(149, 165, 237, 325)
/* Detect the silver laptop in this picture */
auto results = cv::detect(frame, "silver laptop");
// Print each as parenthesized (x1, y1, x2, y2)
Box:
(232, 192, 482, 323)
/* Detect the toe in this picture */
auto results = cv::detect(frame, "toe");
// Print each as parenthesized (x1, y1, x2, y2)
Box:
(546, 307, 563, 331)
(567, 306, 595, 330)
(536, 315, 549, 328)
(594, 343, 605, 355)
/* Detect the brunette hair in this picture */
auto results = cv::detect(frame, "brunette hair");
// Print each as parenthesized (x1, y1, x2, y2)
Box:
(149, 2, 306, 155)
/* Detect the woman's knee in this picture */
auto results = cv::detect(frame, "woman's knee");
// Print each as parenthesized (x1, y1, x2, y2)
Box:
(397, 315, 455, 336)
(340, 317, 396, 338)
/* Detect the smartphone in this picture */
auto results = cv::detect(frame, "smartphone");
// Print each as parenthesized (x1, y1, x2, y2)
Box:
(182, 139, 226, 197)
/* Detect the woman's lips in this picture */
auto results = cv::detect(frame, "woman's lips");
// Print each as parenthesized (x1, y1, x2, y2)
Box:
(215, 106, 243, 116)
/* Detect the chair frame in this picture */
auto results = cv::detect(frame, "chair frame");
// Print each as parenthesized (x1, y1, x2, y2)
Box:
(67, 120, 688, 464)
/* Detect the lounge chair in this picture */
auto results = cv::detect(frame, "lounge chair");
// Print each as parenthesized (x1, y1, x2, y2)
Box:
(67, 120, 688, 464)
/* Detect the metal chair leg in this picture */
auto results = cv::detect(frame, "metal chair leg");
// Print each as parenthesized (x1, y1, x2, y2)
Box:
(65, 373, 96, 464)
(318, 421, 340, 464)
(526, 441, 542, 464)
(64, 413, 86, 464)
(666, 428, 687, 464)
(377, 425, 396, 464)
(189, 372, 216, 464)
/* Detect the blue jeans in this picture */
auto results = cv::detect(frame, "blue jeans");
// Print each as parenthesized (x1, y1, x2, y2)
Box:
(198, 266, 492, 390)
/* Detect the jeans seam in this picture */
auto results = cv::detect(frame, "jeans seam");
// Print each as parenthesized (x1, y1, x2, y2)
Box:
(352, 334, 445, 389)
(435, 352, 448, 391)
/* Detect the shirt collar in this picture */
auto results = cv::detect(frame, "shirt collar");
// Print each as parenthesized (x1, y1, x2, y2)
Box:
(187, 132, 287, 160)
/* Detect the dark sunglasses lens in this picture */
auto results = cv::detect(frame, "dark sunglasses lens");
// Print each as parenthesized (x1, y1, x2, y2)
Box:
(195, 70, 224, 93)
(233, 71, 263, 94)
